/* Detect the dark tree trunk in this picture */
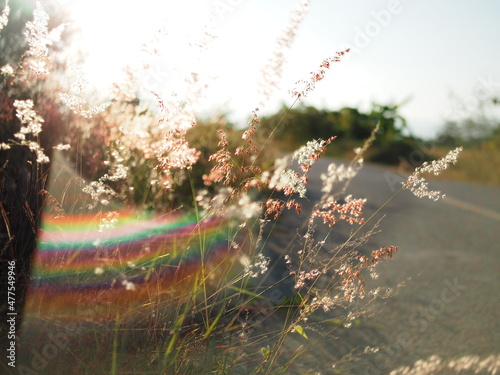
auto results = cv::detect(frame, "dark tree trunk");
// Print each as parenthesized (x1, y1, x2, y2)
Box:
(0, 144, 50, 369)
(0, 1, 71, 369)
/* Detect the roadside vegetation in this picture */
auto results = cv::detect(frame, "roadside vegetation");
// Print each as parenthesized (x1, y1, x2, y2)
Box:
(0, 1, 481, 374)
(260, 100, 499, 186)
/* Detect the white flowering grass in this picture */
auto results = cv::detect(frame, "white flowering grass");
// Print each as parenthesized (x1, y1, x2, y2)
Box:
(0, 0, 9, 37)
(59, 64, 112, 118)
(12, 99, 49, 163)
(0, 2, 465, 374)
(403, 147, 463, 201)
(390, 354, 500, 375)
(259, 0, 310, 106)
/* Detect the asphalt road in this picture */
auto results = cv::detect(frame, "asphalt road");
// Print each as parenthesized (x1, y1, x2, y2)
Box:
(14, 155, 499, 374)
(262, 157, 500, 374)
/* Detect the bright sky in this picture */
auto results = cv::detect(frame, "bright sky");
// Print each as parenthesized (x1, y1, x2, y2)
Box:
(61, 0, 500, 139)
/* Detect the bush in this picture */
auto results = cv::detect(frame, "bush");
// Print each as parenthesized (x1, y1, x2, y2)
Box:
(368, 138, 435, 166)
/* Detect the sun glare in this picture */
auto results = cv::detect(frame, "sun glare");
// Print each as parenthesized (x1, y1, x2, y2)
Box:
(58, 0, 327, 121)
(65, 1, 215, 97)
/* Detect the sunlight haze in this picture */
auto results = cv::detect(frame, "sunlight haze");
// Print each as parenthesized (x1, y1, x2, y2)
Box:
(64, 0, 500, 139)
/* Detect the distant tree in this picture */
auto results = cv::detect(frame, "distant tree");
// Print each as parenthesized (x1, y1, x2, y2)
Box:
(261, 99, 438, 166)
(437, 94, 500, 146)
(370, 103, 410, 144)
(337, 107, 373, 140)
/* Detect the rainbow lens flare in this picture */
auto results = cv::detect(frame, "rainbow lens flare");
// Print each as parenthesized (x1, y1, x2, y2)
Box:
(25, 209, 246, 321)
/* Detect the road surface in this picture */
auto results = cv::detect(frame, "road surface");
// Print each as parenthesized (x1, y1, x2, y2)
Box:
(14, 156, 499, 374)
(260, 157, 500, 374)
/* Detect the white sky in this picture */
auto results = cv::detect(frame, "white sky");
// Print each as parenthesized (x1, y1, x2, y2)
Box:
(58, 0, 500, 139)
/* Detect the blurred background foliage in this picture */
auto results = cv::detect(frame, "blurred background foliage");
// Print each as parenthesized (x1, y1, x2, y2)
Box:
(2, 0, 499, 217)
(255, 98, 499, 185)
(258, 101, 434, 166)
(432, 96, 500, 185)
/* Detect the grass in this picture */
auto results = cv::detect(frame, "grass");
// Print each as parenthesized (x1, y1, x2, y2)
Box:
(0, 1, 472, 374)
(428, 144, 500, 186)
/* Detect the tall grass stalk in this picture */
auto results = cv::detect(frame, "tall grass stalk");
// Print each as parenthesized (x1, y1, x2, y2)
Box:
(0, 1, 465, 374)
